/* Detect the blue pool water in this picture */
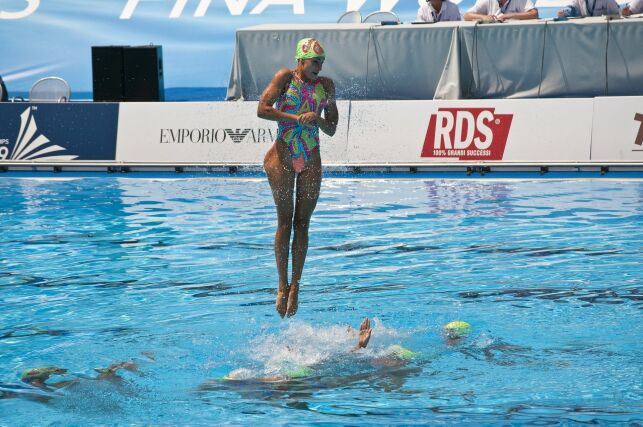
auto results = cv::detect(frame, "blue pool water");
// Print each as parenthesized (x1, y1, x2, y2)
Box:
(0, 177, 641, 425)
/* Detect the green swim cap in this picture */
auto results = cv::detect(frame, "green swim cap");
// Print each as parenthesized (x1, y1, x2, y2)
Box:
(388, 344, 419, 360)
(285, 366, 314, 379)
(20, 366, 67, 382)
(295, 38, 326, 61)
(443, 321, 472, 339)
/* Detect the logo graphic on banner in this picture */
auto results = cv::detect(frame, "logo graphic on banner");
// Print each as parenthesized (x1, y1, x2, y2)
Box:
(0, 107, 77, 161)
(120, 0, 306, 19)
(2, 0, 407, 20)
(225, 129, 251, 143)
(160, 127, 275, 144)
(421, 108, 513, 160)
(0, 0, 39, 19)
(634, 113, 643, 147)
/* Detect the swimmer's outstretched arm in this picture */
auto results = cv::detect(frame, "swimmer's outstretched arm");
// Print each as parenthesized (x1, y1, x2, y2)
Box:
(352, 317, 371, 351)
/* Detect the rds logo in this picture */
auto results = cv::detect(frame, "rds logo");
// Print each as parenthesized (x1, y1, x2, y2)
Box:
(421, 108, 513, 160)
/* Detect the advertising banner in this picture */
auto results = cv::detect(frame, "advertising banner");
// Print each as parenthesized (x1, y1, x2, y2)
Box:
(3, 97, 641, 167)
(591, 97, 643, 162)
(116, 101, 350, 163)
(0, 103, 119, 161)
(347, 99, 593, 163)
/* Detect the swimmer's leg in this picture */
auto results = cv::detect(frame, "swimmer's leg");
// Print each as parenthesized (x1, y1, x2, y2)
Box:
(264, 142, 296, 318)
(288, 151, 322, 317)
(95, 361, 139, 379)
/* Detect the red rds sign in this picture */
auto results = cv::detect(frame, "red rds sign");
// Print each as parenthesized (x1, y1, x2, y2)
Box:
(421, 108, 513, 160)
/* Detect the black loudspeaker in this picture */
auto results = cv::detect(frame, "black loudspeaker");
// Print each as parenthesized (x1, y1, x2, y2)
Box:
(0, 75, 8, 102)
(92, 45, 164, 102)
(123, 45, 164, 102)
(92, 46, 125, 102)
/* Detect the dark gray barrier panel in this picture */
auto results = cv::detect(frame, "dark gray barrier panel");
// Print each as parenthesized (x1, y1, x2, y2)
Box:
(459, 21, 547, 99)
(228, 19, 643, 101)
(461, 18, 643, 99)
(227, 22, 461, 101)
(227, 23, 373, 101)
(539, 20, 609, 98)
(365, 24, 457, 100)
(606, 19, 643, 97)
(0, 103, 119, 161)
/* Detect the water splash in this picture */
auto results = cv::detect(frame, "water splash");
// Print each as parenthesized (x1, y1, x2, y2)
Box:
(244, 319, 409, 377)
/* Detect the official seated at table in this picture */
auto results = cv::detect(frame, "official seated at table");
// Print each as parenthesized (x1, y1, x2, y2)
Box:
(416, 0, 462, 22)
(464, 0, 538, 21)
(622, 0, 642, 15)
(557, 0, 620, 17)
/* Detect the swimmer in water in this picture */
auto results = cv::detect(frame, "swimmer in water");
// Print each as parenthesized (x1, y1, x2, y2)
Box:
(442, 320, 473, 347)
(19, 366, 72, 390)
(19, 361, 139, 390)
(220, 317, 419, 382)
(366, 320, 473, 367)
(441, 321, 533, 365)
(2, 355, 151, 402)
(257, 37, 339, 318)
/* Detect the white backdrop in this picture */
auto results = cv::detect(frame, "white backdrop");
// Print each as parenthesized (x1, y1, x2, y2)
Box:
(591, 97, 643, 162)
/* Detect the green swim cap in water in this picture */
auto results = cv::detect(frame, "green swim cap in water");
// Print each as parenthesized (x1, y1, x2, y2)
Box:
(387, 344, 419, 360)
(285, 366, 314, 379)
(295, 38, 326, 61)
(20, 366, 67, 382)
(443, 321, 472, 339)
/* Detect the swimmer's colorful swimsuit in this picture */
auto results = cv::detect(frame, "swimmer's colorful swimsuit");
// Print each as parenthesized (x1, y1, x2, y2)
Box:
(276, 73, 328, 171)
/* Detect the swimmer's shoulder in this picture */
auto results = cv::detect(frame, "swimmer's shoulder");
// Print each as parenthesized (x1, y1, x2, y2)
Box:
(278, 68, 298, 93)
(274, 68, 294, 86)
(262, 68, 294, 100)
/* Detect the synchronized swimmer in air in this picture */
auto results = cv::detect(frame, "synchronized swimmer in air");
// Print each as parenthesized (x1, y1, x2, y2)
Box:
(258, 37, 338, 318)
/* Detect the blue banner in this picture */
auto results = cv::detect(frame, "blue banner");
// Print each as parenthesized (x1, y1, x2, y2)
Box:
(0, 103, 119, 161)
(0, 0, 563, 96)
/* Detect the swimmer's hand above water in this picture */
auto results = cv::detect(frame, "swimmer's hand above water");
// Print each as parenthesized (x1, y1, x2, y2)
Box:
(354, 317, 372, 351)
